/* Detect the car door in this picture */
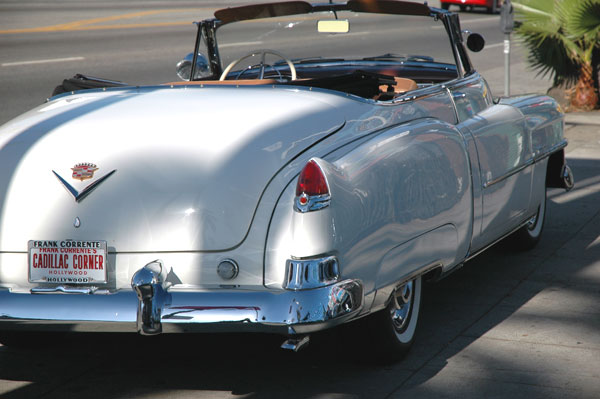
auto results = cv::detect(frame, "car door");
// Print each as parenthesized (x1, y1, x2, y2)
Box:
(451, 74, 533, 252)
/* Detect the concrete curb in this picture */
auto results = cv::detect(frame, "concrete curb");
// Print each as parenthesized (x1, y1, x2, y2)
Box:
(565, 111, 600, 126)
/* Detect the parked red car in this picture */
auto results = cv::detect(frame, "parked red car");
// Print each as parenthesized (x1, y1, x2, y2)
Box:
(441, 0, 503, 13)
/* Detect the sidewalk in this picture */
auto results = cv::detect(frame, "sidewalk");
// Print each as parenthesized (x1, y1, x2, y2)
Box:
(565, 112, 600, 164)
(566, 110, 600, 126)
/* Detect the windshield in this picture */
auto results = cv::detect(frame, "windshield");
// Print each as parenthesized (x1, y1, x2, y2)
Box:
(213, 10, 457, 79)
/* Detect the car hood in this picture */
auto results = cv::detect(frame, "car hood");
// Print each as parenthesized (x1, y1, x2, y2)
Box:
(0, 86, 346, 252)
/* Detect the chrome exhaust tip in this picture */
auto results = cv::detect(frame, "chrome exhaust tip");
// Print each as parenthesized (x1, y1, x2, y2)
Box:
(281, 335, 310, 352)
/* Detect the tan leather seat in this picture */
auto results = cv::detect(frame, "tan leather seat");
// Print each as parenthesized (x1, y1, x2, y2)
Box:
(392, 77, 418, 93)
(377, 77, 418, 99)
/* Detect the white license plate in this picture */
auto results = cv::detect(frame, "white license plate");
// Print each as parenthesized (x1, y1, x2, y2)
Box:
(28, 240, 108, 284)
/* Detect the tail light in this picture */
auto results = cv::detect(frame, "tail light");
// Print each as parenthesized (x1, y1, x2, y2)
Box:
(294, 159, 331, 213)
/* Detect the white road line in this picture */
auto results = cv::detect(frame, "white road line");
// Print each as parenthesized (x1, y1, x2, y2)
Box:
(2, 56, 85, 67)
(432, 16, 498, 29)
(461, 16, 499, 24)
(219, 41, 263, 48)
(343, 31, 372, 37)
(483, 42, 504, 49)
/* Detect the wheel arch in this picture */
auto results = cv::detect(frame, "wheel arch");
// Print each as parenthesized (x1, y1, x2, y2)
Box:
(546, 149, 573, 190)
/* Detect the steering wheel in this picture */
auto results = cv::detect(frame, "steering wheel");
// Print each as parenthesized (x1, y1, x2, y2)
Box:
(219, 49, 297, 81)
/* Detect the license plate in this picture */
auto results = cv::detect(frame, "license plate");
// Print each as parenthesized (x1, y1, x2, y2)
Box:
(28, 240, 108, 284)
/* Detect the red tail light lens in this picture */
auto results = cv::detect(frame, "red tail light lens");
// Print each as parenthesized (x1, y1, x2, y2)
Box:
(296, 160, 329, 197)
(294, 160, 331, 213)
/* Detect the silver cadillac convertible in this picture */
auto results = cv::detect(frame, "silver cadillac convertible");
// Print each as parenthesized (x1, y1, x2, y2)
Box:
(0, 0, 574, 361)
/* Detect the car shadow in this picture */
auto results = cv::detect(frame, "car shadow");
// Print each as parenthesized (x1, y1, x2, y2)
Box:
(1, 157, 598, 399)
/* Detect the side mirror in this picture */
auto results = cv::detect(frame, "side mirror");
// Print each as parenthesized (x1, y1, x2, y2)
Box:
(176, 53, 211, 81)
(466, 32, 485, 52)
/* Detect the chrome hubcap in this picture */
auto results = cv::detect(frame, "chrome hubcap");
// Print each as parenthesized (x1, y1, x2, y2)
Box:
(390, 280, 413, 333)
(527, 212, 538, 230)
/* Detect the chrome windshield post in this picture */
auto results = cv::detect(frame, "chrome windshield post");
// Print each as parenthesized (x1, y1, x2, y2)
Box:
(190, 22, 202, 82)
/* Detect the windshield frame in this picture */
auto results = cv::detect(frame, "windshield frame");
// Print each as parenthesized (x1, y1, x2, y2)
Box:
(189, 0, 472, 82)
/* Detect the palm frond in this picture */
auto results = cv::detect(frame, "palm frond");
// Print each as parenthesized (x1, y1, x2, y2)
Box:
(514, 0, 584, 86)
(513, 0, 562, 40)
(522, 35, 579, 85)
(513, 0, 562, 25)
(565, 0, 600, 39)
(512, 2, 554, 18)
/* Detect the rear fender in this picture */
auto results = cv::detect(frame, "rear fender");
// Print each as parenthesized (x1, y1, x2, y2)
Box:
(265, 120, 473, 298)
(328, 120, 473, 298)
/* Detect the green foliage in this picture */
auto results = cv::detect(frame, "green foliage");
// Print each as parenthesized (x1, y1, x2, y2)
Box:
(521, 35, 579, 85)
(566, 0, 600, 38)
(513, 0, 600, 86)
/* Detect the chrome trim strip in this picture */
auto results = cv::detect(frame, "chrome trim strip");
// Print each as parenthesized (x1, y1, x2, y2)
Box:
(391, 84, 453, 106)
(31, 286, 97, 294)
(533, 139, 568, 163)
(484, 140, 568, 189)
(464, 214, 535, 263)
(446, 85, 461, 124)
(294, 193, 331, 213)
(483, 159, 534, 188)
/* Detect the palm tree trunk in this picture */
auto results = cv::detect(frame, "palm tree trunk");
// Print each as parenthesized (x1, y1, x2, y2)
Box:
(571, 62, 599, 111)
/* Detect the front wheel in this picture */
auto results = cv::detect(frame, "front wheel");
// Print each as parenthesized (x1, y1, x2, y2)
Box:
(509, 189, 547, 250)
(441, 2, 449, 10)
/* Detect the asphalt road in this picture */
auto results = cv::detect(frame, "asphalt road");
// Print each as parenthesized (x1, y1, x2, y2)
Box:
(4, 2, 598, 399)
(0, 0, 539, 125)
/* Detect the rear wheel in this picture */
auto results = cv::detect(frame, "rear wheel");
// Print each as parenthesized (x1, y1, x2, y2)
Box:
(348, 276, 422, 363)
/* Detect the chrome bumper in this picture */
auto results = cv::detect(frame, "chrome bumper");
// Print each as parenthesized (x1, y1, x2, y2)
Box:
(0, 268, 363, 336)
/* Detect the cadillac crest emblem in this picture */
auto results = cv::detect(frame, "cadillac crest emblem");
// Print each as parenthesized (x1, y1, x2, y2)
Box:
(71, 163, 98, 181)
